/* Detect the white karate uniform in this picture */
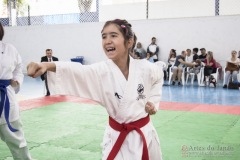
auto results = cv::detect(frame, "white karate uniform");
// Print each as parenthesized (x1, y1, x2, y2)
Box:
(48, 57, 163, 160)
(0, 41, 32, 160)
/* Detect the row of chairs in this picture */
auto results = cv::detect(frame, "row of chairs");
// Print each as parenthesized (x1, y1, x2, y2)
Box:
(186, 67, 220, 85)
(155, 61, 221, 86)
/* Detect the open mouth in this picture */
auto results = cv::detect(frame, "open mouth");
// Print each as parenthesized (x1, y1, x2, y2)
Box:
(106, 47, 116, 52)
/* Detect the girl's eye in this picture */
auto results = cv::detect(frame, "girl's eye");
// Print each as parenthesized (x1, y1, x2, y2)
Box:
(102, 35, 106, 39)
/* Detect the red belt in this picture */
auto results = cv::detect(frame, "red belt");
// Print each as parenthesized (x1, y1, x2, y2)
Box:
(107, 115, 150, 160)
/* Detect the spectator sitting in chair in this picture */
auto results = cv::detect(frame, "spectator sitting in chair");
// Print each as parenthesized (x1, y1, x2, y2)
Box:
(202, 51, 217, 86)
(167, 49, 176, 79)
(192, 48, 199, 62)
(198, 48, 207, 62)
(223, 50, 240, 88)
(185, 49, 193, 63)
(171, 50, 195, 86)
(134, 42, 147, 59)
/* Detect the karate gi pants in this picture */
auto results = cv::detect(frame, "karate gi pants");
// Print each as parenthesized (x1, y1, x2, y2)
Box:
(0, 119, 32, 160)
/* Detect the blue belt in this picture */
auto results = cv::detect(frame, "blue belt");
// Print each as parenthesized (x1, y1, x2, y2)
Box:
(0, 80, 18, 132)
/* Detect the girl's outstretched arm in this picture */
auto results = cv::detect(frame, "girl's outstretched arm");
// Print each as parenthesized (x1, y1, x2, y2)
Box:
(27, 62, 56, 78)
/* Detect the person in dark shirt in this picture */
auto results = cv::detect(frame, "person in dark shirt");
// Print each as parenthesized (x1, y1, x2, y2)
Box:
(40, 49, 58, 96)
(192, 48, 199, 62)
(171, 51, 195, 85)
(198, 48, 207, 62)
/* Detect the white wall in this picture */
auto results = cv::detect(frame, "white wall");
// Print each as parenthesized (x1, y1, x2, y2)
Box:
(99, 0, 215, 21)
(131, 15, 240, 66)
(3, 15, 240, 73)
(99, 2, 147, 21)
(4, 22, 106, 73)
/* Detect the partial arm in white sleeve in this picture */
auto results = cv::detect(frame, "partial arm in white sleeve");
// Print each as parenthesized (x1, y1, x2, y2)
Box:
(12, 51, 24, 93)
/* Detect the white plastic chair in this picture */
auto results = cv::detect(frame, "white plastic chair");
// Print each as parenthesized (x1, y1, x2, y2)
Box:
(168, 65, 174, 85)
(199, 67, 219, 86)
(223, 67, 226, 85)
(154, 61, 167, 81)
(186, 67, 204, 86)
(198, 67, 205, 85)
(211, 68, 219, 84)
(186, 67, 194, 85)
(154, 61, 167, 70)
(185, 68, 194, 85)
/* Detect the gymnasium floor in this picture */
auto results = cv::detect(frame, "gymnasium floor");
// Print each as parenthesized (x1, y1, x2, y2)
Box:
(0, 76, 240, 160)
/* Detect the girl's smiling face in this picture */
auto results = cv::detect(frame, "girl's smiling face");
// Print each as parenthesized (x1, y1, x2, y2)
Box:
(101, 24, 132, 62)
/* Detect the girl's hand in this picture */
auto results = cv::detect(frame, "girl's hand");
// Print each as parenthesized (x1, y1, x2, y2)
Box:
(145, 102, 157, 115)
(27, 62, 47, 78)
(10, 80, 19, 87)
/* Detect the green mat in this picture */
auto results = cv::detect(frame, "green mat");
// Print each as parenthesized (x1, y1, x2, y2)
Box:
(1, 102, 239, 160)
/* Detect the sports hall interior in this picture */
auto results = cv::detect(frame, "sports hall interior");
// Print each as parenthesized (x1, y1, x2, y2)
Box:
(0, 0, 240, 160)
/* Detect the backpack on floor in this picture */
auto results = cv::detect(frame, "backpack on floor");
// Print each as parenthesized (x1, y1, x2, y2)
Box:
(209, 75, 216, 87)
(228, 81, 240, 89)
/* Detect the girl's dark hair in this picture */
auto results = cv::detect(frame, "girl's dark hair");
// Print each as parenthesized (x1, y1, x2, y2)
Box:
(131, 34, 137, 53)
(102, 19, 134, 43)
(0, 22, 4, 40)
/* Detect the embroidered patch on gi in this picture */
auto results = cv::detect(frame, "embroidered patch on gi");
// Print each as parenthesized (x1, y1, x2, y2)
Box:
(136, 84, 146, 100)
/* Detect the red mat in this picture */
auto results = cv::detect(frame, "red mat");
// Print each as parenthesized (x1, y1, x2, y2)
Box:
(19, 95, 98, 111)
(160, 101, 240, 115)
(19, 95, 240, 115)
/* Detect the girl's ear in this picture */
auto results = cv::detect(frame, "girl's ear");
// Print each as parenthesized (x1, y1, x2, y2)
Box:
(127, 38, 134, 49)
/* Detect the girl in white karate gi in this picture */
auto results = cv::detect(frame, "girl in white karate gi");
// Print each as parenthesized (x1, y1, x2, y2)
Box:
(0, 23, 32, 159)
(27, 19, 163, 160)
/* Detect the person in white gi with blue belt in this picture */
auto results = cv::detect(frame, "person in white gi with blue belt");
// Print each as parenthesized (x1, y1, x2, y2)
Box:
(0, 22, 32, 160)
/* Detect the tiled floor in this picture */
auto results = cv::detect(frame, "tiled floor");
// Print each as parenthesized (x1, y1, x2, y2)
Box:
(18, 76, 45, 100)
(161, 82, 240, 106)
